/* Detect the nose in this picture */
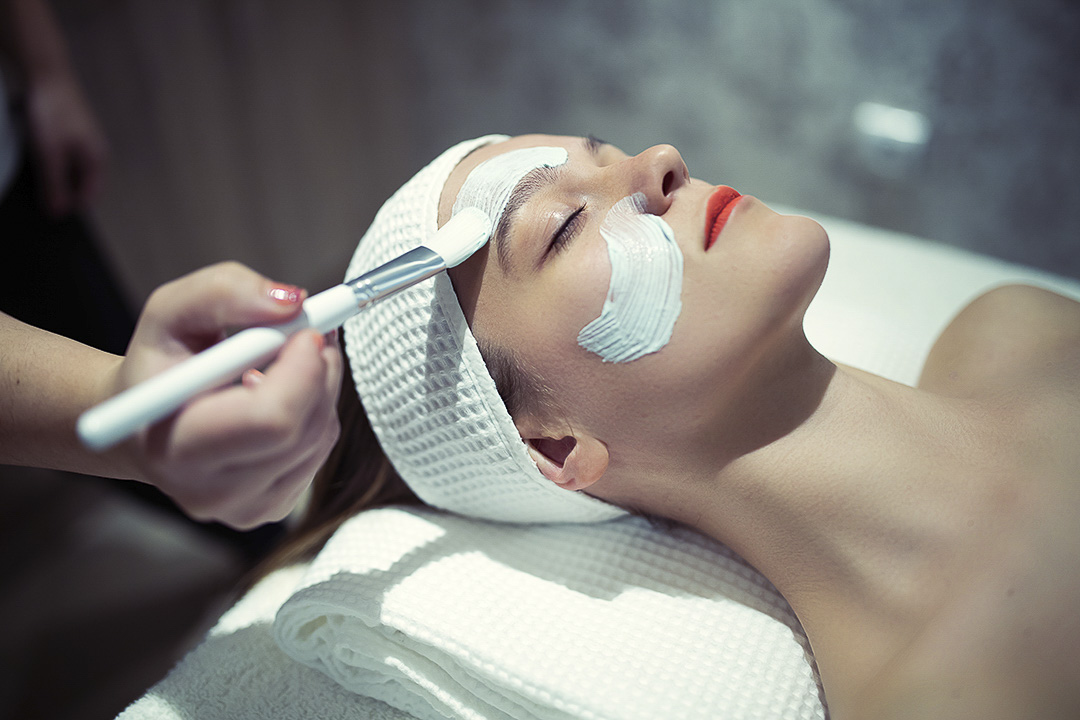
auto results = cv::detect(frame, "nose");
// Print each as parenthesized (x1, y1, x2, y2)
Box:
(626, 144, 689, 215)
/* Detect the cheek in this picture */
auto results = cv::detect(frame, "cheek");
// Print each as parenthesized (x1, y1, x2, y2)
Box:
(505, 242, 612, 353)
(551, 351, 716, 454)
(471, 242, 611, 380)
(493, 247, 615, 402)
(557, 241, 613, 329)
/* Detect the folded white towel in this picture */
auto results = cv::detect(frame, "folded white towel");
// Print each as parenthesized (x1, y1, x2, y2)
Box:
(274, 508, 827, 720)
(118, 566, 413, 720)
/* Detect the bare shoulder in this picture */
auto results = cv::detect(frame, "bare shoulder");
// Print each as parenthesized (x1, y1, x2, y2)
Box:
(919, 284, 1080, 396)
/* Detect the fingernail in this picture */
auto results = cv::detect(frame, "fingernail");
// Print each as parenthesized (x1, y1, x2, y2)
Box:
(242, 368, 265, 387)
(268, 284, 303, 305)
(325, 328, 338, 345)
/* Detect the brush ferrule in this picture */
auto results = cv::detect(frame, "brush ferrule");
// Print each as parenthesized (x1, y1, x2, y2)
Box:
(348, 246, 445, 307)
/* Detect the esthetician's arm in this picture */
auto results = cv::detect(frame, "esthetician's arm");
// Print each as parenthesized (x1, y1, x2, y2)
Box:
(0, 262, 343, 529)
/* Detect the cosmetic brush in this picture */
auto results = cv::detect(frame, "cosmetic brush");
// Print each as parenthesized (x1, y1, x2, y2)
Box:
(77, 208, 492, 451)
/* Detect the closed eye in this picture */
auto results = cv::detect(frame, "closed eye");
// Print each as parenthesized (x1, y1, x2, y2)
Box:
(585, 134, 606, 157)
(548, 203, 587, 258)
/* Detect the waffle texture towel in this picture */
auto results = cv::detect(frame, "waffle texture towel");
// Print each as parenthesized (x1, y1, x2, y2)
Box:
(117, 567, 413, 720)
(274, 507, 827, 720)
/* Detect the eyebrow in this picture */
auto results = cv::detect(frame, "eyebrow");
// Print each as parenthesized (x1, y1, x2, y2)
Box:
(492, 136, 603, 271)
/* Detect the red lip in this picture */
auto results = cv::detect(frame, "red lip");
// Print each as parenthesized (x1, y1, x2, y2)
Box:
(705, 186, 742, 251)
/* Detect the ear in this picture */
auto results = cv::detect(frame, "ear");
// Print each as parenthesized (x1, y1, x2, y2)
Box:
(522, 430, 609, 492)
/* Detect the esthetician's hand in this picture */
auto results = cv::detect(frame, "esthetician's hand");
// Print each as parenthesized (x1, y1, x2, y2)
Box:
(112, 262, 343, 529)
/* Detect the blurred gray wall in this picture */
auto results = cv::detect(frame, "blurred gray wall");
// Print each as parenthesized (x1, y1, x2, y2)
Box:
(57, 0, 1080, 304)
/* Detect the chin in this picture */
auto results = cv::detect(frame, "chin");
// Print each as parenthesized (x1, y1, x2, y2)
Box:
(768, 213, 830, 315)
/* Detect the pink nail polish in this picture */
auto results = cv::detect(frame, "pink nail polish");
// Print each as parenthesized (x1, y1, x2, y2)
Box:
(269, 284, 303, 305)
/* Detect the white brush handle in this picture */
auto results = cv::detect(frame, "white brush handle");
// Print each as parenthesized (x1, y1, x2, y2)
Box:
(77, 284, 358, 451)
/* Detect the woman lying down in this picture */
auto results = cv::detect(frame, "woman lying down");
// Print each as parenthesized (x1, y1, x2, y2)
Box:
(273, 134, 1080, 720)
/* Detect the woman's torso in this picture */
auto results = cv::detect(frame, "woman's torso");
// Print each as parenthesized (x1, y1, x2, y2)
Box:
(854, 284, 1080, 719)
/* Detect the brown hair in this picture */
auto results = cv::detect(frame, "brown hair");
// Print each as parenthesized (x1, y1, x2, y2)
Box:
(475, 337, 557, 421)
(254, 333, 552, 579)
(252, 345, 418, 579)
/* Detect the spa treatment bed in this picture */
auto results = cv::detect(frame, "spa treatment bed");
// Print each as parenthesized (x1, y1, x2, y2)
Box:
(118, 210, 1080, 720)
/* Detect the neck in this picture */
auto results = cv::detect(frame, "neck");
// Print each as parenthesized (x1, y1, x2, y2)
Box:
(652, 339, 995, 704)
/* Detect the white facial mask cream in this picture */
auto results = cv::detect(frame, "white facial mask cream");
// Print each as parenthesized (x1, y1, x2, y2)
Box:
(577, 192, 684, 363)
(452, 146, 569, 226)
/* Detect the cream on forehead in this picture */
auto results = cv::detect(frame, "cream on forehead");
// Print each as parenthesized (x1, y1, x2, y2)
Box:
(451, 146, 568, 222)
(577, 193, 684, 363)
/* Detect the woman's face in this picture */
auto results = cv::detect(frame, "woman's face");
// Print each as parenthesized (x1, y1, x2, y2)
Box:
(440, 134, 829, 489)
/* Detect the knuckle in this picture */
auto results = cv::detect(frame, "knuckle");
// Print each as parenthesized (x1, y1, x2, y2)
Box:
(211, 259, 247, 276)
(160, 472, 234, 521)
(224, 513, 263, 532)
(297, 407, 339, 460)
(322, 413, 342, 451)
(173, 491, 221, 523)
(145, 261, 249, 315)
(250, 405, 302, 446)
(203, 261, 249, 297)
(143, 279, 177, 319)
(228, 499, 284, 530)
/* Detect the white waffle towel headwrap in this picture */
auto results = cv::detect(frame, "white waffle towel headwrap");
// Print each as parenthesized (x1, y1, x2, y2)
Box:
(343, 135, 626, 524)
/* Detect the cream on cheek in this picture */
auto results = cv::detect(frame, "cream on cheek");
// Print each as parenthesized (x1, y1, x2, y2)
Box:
(577, 192, 684, 363)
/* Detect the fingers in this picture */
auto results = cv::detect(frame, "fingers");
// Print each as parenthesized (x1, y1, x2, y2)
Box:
(164, 330, 329, 460)
(145, 328, 343, 528)
(211, 418, 337, 530)
(123, 260, 345, 529)
(144, 263, 309, 346)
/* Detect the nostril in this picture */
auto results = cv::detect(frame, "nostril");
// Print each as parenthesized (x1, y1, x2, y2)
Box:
(661, 170, 675, 197)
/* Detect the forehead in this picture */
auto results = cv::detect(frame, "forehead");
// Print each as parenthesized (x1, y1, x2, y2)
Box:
(437, 134, 578, 226)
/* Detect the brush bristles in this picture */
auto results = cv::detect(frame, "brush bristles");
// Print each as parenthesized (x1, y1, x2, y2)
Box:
(425, 207, 492, 267)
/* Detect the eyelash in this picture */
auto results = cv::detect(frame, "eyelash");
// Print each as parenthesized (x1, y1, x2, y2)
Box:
(550, 203, 587, 256)
(543, 135, 604, 259)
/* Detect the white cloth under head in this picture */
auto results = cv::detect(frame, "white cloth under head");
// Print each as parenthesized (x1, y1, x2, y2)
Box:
(343, 135, 625, 523)
(274, 506, 827, 720)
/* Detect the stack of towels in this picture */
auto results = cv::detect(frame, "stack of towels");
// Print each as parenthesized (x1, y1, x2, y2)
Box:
(274, 507, 826, 720)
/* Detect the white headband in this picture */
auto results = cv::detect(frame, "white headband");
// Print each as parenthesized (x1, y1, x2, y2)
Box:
(343, 135, 626, 523)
